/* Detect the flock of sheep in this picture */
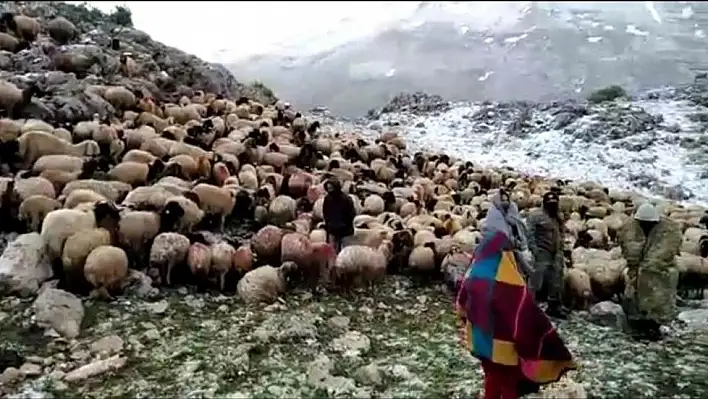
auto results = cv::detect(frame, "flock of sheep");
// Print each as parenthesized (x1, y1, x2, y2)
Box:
(0, 10, 706, 309)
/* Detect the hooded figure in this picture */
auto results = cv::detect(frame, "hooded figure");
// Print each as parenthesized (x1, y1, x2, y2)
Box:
(322, 177, 356, 253)
(526, 191, 568, 319)
(483, 189, 533, 278)
(619, 202, 681, 341)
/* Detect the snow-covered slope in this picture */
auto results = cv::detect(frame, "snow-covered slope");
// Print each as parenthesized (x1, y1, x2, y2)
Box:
(224, 2, 708, 117)
(348, 84, 708, 206)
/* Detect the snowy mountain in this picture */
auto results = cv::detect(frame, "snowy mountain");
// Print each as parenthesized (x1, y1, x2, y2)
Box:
(223, 2, 708, 117)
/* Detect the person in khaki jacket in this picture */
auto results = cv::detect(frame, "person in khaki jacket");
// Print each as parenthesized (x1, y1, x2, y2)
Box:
(527, 191, 568, 319)
(619, 202, 681, 341)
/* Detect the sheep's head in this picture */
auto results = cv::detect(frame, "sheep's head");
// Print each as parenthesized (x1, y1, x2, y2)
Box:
(160, 201, 185, 232)
(279, 261, 299, 283)
(94, 201, 121, 232)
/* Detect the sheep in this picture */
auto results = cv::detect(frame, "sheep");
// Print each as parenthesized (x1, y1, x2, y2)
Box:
(0, 117, 22, 142)
(17, 131, 100, 167)
(120, 53, 138, 78)
(61, 189, 107, 209)
(563, 268, 593, 310)
(14, 176, 56, 200)
(117, 210, 161, 268)
(40, 207, 98, 261)
(121, 185, 174, 211)
(0, 13, 40, 41)
(0, 32, 29, 53)
(408, 242, 437, 273)
(108, 160, 165, 186)
(103, 86, 137, 111)
(187, 242, 212, 284)
(46, 16, 77, 44)
(149, 232, 190, 286)
(61, 227, 113, 293)
(122, 149, 158, 164)
(237, 265, 287, 304)
(268, 195, 297, 227)
(160, 195, 204, 233)
(280, 232, 314, 288)
(363, 194, 385, 215)
(251, 225, 284, 265)
(210, 241, 235, 290)
(232, 244, 255, 277)
(331, 242, 392, 291)
(18, 194, 61, 231)
(0, 80, 39, 119)
(681, 227, 707, 255)
(676, 252, 708, 299)
(62, 179, 131, 203)
(84, 245, 129, 300)
(32, 154, 85, 173)
(190, 183, 235, 229)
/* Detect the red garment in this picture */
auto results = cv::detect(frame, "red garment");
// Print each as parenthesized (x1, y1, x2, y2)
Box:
(481, 359, 520, 399)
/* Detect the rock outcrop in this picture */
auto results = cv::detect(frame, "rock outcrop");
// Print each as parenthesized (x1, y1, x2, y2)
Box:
(0, 1, 277, 124)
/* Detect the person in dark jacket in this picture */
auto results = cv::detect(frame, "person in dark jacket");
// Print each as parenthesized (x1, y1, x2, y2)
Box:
(527, 191, 568, 319)
(322, 177, 356, 253)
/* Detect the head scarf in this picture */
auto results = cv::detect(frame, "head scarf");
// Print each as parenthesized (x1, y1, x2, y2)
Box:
(484, 191, 528, 250)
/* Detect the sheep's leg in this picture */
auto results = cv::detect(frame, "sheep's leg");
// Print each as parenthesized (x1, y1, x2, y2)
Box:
(219, 273, 226, 291)
(89, 287, 115, 301)
(164, 263, 172, 286)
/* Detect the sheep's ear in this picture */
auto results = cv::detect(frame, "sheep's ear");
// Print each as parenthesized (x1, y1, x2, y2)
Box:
(183, 191, 201, 207)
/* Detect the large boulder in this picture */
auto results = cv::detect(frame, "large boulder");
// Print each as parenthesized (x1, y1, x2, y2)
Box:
(0, 233, 53, 297)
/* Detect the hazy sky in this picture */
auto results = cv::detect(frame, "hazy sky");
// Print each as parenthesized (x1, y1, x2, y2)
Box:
(81, 1, 665, 62)
(83, 1, 423, 61)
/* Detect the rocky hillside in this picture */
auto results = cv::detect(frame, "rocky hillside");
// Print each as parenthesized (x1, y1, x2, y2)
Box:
(0, 1, 277, 124)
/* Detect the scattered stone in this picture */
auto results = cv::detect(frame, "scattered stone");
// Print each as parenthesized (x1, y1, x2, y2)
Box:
(678, 309, 708, 330)
(64, 355, 127, 383)
(144, 300, 169, 315)
(331, 331, 371, 357)
(19, 363, 42, 377)
(356, 363, 384, 386)
(32, 285, 84, 339)
(588, 301, 626, 330)
(0, 367, 21, 385)
(90, 335, 124, 355)
(327, 316, 350, 332)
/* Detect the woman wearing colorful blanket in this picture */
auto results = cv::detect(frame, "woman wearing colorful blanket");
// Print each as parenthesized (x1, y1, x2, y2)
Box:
(456, 190, 577, 398)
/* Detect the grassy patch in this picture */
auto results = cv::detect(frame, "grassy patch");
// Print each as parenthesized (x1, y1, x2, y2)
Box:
(1, 277, 707, 397)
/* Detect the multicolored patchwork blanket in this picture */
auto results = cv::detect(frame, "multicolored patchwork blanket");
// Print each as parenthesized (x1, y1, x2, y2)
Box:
(455, 230, 577, 384)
